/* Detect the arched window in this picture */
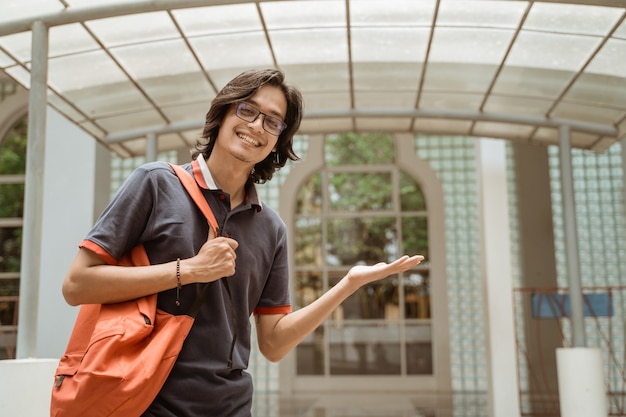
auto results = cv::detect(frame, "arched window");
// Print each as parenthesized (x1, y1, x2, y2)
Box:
(0, 116, 27, 359)
(294, 133, 432, 376)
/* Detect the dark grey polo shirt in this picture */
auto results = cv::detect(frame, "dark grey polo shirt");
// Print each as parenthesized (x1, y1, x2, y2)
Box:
(80, 160, 291, 417)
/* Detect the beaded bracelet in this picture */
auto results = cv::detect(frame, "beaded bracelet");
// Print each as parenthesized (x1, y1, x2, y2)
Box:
(175, 258, 181, 306)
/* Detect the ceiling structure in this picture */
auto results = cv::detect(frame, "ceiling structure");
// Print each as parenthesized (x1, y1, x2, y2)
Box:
(0, 0, 625, 157)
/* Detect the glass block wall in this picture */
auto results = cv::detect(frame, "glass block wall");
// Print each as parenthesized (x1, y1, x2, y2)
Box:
(109, 150, 178, 197)
(413, 136, 487, 396)
(548, 143, 626, 415)
(549, 144, 626, 289)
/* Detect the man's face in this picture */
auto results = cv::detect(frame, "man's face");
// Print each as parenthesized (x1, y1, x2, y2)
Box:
(215, 84, 287, 167)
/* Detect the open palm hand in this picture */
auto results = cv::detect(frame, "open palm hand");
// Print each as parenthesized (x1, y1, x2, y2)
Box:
(346, 255, 425, 288)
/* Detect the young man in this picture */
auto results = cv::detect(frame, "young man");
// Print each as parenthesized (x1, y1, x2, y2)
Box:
(62, 68, 424, 416)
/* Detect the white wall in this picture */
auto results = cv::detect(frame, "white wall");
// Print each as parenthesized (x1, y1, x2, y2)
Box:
(36, 107, 97, 358)
(0, 106, 98, 416)
(0, 358, 58, 415)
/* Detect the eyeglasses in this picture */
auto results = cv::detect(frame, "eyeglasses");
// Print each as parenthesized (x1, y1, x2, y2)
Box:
(235, 102, 287, 136)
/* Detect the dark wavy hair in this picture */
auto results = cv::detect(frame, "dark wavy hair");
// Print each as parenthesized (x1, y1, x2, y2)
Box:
(191, 68, 304, 184)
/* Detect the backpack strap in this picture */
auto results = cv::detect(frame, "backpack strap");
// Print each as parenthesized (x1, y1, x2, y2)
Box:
(60, 162, 219, 361)
(168, 162, 219, 237)
(169, 162, 238, 368)
(168, 162, 223, 318)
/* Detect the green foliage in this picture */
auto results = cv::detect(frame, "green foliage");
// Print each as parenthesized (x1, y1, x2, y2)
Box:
(325, 132, 395, 166)
(295, 132, 429, 266)
(0, 118, 27, 175)
(399, 171, 426, 211)
(0, 118, 27, 278)
(0, 184, 24, 218)
(327, 217, 395, 265)
(328, 172, 392, 211)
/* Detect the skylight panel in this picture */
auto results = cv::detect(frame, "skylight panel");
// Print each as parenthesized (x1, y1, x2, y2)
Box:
(352, 27, 429, 63)
(429, 28, 514, 65)
(270, 28, 347, 65)
(0, 32, 32, 63)
(0, 49, 15, 68)
(189, 32, 274, 70)
(173, 4, 262, 36)
(437, 0, 527, 29)
(507, 31, 602, 71)
(525, 2, 624, 36)
(49, 24, 99, 57)
(0, 0, 63, 24)
(350, 0, 435, 27)
(47, 50, 128, 91)
(585, 38, 626, 78)
(85, 12, 179, 47)
(4, 65, 30, 88)
(111, 39, 201, 79)
(261, 0, 345, 30)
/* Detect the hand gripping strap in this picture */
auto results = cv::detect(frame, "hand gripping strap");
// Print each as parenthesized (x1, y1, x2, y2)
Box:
(169, 162, 238, 368)
(168, 162, 219, 238)
(168, 162, 220, 318)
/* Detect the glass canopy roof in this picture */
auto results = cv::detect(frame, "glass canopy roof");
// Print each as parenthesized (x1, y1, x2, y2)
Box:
(0, 0, 624, 156)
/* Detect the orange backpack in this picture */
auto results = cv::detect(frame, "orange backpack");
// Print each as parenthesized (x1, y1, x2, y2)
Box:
(50, 163, 218, 417)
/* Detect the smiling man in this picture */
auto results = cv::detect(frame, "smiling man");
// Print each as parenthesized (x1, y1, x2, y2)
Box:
(61, 68, 424, 417)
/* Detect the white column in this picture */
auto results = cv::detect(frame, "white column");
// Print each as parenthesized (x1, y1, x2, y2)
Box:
(17, 20, 48, 359)
(557, 348, 608, 417)
(477, 138, 521, 417)
(146, 132, 157, 161)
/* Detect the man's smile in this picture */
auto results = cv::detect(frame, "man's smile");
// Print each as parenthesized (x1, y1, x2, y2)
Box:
(237, 132, 260, 147)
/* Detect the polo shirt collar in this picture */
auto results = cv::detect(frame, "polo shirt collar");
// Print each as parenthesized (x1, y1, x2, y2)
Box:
(192, 157, 263, 209)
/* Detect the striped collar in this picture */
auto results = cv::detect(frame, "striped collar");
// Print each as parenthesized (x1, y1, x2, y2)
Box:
(192, 157, 263, 209)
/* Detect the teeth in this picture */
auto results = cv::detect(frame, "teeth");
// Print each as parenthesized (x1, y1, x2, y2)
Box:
(238, 133, 259, 146)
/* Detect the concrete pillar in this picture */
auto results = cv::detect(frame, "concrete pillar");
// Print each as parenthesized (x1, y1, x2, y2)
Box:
(477, 138, 521, 417)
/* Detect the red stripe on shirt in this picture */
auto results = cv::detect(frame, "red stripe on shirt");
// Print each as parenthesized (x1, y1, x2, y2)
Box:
(254, 305, 292, 315)
(79, 239, 118, 265)
(191, 159, 209, 189)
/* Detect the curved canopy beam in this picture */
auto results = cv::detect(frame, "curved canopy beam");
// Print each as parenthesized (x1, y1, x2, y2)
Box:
(0, 0, 624, 156)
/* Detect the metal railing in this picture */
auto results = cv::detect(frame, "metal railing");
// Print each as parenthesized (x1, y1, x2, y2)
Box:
(514, 286, 626, 416)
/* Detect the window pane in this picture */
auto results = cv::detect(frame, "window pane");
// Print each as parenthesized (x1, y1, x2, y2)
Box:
(295, 270, 323, 309)
(0, 184, 24, 217)
(296, 172, 322, 215)
(327, 217, 397, 265)
(405, 270, 430, 319)
(325, 132, 395, 165)
(329, 322, 401, 375)
(331, 274, 397, 320)
(399, 170, 426, 211)
(0, 290, 18, 359)
(0, 227, 22, 273)
(402, 216, 429, 260)
(0, 282, 19, 322)
(295, 217, 322, 267)
(406, 323, 433, 375)
(296, 326, 325, 375)
(328, 172, 392, 211)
